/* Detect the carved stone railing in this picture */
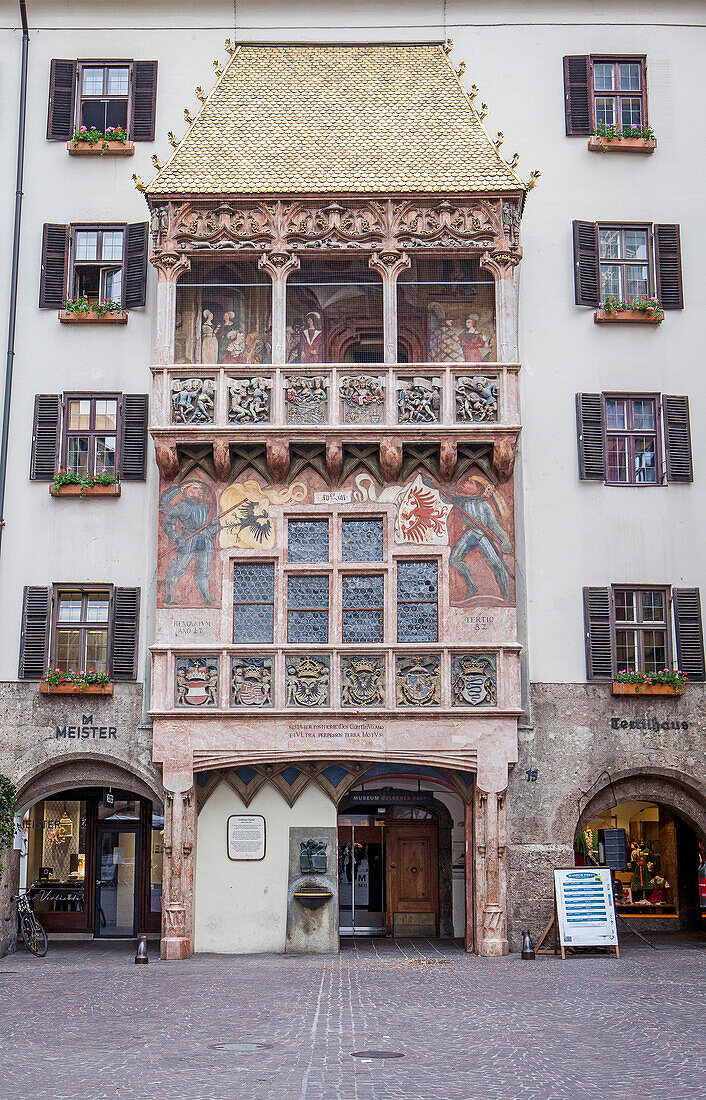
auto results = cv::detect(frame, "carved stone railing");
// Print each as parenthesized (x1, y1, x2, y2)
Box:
(150, 644, 521, 715)
(150, 362, 520, 433)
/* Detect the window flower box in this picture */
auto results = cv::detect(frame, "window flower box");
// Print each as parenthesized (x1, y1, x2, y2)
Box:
(40, 682, 113, 696)
(50, 482, 121, 498)
(588, 135, 656, 155)
(59, 309, 128, 324)
(68, 140, 134, 157)
(594, 309, 662, 325)
(611, 682, 684, 696)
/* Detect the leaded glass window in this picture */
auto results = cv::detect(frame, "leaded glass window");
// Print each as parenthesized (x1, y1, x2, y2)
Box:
(397, 560, 438, 642)
(287, 574, 329, 643)
(341, 518, 384, 562)
(233, 563, 274, 644)
(287, 519, 330, 563)
(342, 575, 384, 643)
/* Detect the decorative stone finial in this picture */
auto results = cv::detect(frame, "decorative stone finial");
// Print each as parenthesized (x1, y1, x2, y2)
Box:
(509, 152, 520, 168)
(479, 103, 488, 120)
(184, 108, 194, 125)
(442, 38, 453, 54)
(225, 37, 236, 56)
(131, 173, 146, 192)
(151, 154, 161, 170)
(195, 86, 206, 103)
(527, 169, 542, 189)
(167, 130, 178, 148)
(456, 61, 466, 76)
(213, 59, 223, 76)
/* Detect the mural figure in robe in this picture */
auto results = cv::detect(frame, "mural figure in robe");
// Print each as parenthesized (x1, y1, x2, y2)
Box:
(161, 481, 219, 605)
(427, 477, 513, 599)
(299, 311, 324, 363)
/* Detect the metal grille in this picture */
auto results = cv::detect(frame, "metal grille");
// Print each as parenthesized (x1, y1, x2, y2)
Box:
(233, 563, 275, 644)
(287, 574, 329, 643)
(341, 518, 384, 562)
(397, 560, 438, 642)
(342, 575, 384, 643)
(288, 519, 330, 563)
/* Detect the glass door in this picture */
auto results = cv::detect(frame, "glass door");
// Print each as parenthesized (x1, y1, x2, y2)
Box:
(95, 828, 138, 937)
(338, 815, 385, 935)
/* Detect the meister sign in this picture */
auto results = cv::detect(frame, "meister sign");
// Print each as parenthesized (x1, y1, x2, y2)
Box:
(55, 713, 117, 740)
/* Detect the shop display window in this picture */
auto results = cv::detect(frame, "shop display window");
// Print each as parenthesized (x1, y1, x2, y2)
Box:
(26, 799, 87, 917)
(286, 257, 383, 364)
(175, 261, 272, 365)
(397, 257, 496, 363)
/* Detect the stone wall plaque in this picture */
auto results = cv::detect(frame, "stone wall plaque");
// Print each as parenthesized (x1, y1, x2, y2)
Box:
(227, 815, 266, 861)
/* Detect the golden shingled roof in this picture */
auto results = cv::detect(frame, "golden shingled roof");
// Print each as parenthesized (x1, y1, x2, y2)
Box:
(147, 44, 524, 196)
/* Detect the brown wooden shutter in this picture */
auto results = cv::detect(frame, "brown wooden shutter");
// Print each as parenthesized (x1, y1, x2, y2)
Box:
(119, 394, 149, 480)
(563, 56, 591, 136)
(576, 394, 606, 480)
(130, 61, 158, 141)
(673, 588, 705, 681)
(39, 224, 69, 308)
(573, 221, 599, 306)
(111, 588, 140, 680)
(654, 224, 683, 309)
(46, 60, 77, 140)
(663, 395, 693, 483)
(30, 395, 61, 480)
(18, 586, 51, 678)
(124, 223, 149, 308)
(583, 586, 614, 680)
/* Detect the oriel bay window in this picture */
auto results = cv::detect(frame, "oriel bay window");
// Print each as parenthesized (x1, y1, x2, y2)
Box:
(397, 257, 496, 363)
(233, 563, 275, 644)
(397, 560, 438, 642)
(175, 260, 272, 365)
(286, 257, 383, 364)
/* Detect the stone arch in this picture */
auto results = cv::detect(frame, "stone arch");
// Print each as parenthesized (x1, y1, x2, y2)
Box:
(577, 767, 706, 847)
(15, 754, 164, 814)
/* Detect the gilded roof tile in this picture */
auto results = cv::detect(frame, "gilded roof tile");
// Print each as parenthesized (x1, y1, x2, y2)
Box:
(147, 44, 524, 197)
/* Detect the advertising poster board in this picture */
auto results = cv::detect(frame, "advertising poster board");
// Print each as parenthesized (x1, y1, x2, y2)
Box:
(554, 867, 619, 958)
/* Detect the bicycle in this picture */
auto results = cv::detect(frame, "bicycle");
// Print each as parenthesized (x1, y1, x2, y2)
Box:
(14, 893, 48, 957)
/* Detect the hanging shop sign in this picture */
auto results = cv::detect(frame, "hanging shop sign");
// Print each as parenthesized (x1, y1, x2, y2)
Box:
(227, 815, 266, 861)
(554, 868, 618, 958)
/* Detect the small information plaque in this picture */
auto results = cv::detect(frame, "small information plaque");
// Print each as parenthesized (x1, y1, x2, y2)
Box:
(227, 815, 266, 861)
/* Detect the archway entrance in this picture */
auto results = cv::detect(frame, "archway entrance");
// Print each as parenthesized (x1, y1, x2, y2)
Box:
(577, 771, 706, 934)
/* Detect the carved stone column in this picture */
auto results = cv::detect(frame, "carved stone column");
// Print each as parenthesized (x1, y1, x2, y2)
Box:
(369, 251, 410, 363)
(480, 250, 521, 363)
(473, 786, 509, 956)
(259, 252, 300, 364)
(161, 782, 196, 960)
(152, 249, 191, 366)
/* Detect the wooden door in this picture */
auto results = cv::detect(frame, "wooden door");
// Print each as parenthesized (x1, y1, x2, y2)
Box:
(386, 823, 438, 937)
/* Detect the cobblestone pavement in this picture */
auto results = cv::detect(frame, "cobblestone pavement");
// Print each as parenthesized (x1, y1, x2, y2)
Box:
(1, 934, 704, 1100)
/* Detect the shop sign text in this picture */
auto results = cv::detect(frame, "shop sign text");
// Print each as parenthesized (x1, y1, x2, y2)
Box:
(56, 713, 117, 740)
(610, 717, 689, 731)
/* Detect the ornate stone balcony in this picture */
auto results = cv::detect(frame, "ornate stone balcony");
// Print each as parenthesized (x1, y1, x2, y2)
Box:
(150, 362, 520, 436)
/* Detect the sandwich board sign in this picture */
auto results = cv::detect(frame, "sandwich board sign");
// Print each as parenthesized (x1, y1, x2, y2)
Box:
(554, 867, 619, 958)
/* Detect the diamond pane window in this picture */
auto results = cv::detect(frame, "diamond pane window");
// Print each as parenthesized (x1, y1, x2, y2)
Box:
(287, 519, 329, 563)
(341, 518, 384, 562)
(342, 575, 384, 643)
(287, 575, 329, 643)
(233, 563, 275, 644)
(397, 560, 438, 642)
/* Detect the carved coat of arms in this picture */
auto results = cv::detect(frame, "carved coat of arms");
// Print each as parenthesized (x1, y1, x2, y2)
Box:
(286, 656, 329, 707)
(232, 658, 272, 707)
(452, 655, 497, 706)
(176, 657, 218, 706)
(395, 656, 440, 707)
(341, 656, 385, 707)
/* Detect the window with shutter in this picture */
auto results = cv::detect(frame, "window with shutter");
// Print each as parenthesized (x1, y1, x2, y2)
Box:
(572, 221, 599, 306)
(654, 224, 683, 309)
(673, 589, 705, 681)
(30, 395, 61, 480)
(47, 60, 77, 140)
(111, 588, 140, 679)
(19, 587, 51, 678)
(130, 61, 158, 141)
(39, 224, 69, 308)
(119, 395, 149, 480)
(563, 56, 590, 135)
(576, 394, 606, 480)
(663, 396, 693, 483)
(124, 223, 149, 308)
(583, 586, 614, 680)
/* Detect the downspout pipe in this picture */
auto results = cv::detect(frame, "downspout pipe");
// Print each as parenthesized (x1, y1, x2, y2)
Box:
(0, 0, 29, 556)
